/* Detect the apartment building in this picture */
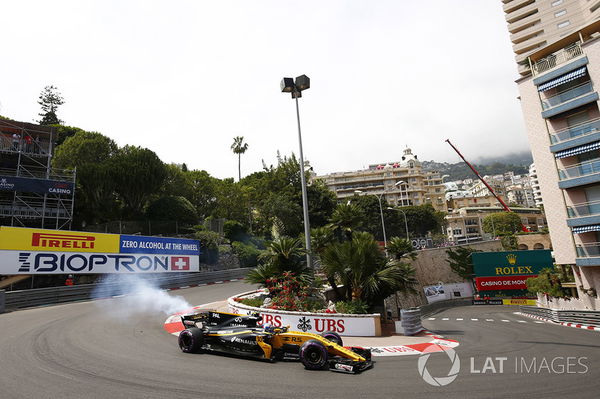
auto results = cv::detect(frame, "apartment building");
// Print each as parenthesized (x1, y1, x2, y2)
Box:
(503, 0, 600, 76)
(506, 183, 537, 206)
(529, 163, 545, 206)
(504, 2, 600, 310)
(314, 148, 447, 212)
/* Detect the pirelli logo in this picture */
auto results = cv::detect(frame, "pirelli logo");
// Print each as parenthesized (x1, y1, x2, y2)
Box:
(31, 233, 96, 249)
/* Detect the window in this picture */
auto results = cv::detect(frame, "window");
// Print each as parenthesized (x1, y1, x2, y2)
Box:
(551, 0, 563, 6)
(557, 20, 570, 29)
(452, 229, 462, 236)
(554, 9, 567, 17)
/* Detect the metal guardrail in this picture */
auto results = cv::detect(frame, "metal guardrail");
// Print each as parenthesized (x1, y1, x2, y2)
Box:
(2, 269, 250, 311)
(0, 290, 5, 313)
(419, 297, 474, 317)
(520, 305, 600, 326)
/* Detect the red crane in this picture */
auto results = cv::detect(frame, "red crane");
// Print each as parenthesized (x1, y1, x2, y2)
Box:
(445, 139, 530, 232)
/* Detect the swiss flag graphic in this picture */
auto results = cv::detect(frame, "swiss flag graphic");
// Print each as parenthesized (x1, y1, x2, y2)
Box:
(171, 257, 190, 271)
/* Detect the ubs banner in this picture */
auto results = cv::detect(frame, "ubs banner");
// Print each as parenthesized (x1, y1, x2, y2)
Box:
(472, 250, 552, 292)
(0, 226, 200, 274)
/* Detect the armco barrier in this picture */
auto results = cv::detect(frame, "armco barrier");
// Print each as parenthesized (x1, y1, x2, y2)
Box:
(4, 269, 249, 310)
(419, 297, 474, 317)
(0, 289, 5, 314)
(519, 305, 600, 326)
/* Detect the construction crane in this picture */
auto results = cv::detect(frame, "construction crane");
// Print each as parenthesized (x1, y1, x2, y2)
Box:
(445, 139, 530, 233)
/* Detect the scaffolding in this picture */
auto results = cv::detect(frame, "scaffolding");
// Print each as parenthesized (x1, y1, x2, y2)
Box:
(0, 119, 75, 230)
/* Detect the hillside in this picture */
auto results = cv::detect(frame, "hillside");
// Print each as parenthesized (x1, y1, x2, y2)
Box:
(422, 151, 533, 181)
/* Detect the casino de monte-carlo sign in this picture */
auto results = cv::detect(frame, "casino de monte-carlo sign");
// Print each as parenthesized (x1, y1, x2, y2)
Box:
(0, 226, 201, 274)
(472, 250, 553, 292)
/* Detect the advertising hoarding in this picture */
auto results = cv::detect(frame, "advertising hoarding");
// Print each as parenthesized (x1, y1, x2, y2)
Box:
(0, 227, 201, 274)
(0, 176, 74, 195)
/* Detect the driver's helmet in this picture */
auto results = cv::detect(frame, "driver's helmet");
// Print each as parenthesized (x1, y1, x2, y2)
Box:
(263, 322, 276, 333)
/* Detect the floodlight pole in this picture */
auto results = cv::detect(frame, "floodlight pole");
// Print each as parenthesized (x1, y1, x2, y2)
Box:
(294, 95, 313, 268)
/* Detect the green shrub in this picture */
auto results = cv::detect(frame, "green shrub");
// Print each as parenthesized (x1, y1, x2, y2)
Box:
(146, 196, 198, 224)
(224, 220, 248, 242)
(335, 300, 369, 314)
(236, 297, 264, 307)
(195, 230, 221, 264)
(232, 241, 260, 268)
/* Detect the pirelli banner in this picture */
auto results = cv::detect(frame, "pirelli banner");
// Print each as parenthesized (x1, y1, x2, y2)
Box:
(0, 226, 200, 274)
(472, 250, 552, 292)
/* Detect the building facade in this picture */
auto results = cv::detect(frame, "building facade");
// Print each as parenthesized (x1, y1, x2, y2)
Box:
(314, 148, 447, 212)
(504, 2, 600, 309)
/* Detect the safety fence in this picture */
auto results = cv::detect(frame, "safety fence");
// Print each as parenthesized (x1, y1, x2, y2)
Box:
(1, 269, 249, 312)
(419, 298, 474, 317)
(519, 305, 600, 326)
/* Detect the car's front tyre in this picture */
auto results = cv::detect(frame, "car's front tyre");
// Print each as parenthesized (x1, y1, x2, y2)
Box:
(178, 327, 204, 353)
(300, 339, 328, 370)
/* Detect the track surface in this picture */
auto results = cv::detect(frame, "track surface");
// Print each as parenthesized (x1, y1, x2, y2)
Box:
(0, 281, 599, 398)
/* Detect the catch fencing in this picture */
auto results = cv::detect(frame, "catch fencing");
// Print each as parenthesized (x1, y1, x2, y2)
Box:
(2, 268, 249, 312)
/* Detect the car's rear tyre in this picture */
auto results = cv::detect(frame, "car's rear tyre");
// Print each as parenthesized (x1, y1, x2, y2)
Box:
(178, 327, 204, 353)
(321, 331, 343, 346)
(300, 339, 328, 370)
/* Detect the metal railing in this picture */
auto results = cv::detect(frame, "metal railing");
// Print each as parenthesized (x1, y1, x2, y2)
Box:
(0, 166, 75, 182)
(3, 268, 250, 311)
(558, 158, 600, 180)
(541, 81, 593, 110)
(550, 118, 600, 144)
(532, 42, 584, 76)
(0, 134, 52, 156)
(520, 306, 600, 326)
(575, 242, 600, 257)
(567, 199, 600, 218)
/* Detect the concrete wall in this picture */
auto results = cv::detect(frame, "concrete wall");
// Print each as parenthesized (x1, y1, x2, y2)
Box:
(388, 240, 503, 314)
(516, 233, 553, 250)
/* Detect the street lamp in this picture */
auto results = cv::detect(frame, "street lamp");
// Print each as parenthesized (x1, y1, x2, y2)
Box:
(281, 74, 312, 267)
(354, 190, 388, 254)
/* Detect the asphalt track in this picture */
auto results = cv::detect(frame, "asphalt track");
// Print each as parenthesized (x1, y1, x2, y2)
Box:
(0, 281, 599, 399)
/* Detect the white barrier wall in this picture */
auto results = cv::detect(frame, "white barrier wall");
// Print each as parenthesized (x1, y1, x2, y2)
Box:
(228, 291, 382, 337)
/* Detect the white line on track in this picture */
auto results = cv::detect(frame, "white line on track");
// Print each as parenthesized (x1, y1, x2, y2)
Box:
(471, 318, 479, 321)
(517, 320, 527, 323)
(428, 318, 436, 320)
(442, 318, 449, 321)
(456, 318, 463, 321)
(486, 319, 494, 322)
(501, 320, 510, 322)
(534, 321, 544, 324)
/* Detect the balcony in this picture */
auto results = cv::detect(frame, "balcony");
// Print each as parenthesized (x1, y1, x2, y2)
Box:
(558, 159, 600, 188)
(567, 200, 600, 227)
(542, 82, 593, 110)
(550, 118, 600, 145)
(505, 2, 538, 24)
(532, 43, 584, 76)
(504, 0, 535, 14)
(575, 243, 600, 266)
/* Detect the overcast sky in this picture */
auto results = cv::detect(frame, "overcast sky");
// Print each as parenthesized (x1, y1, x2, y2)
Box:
(0, 1, 531, 179)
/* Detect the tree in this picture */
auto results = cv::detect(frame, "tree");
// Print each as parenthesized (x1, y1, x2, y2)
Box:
(526, 267, 570, 298)
(246, 237, 309, 286)
(328, 203, 363, 241)
(320, 232, 417, 305)
(482, 212, 523, 235)
(146, 196, 198, 224)
(387, 237, 416, 260)
(52, 130, 119, 226)
(111, 145, 168, 217)
(446, 246, 479, 280)
(37, 85, 64, 125)
(231, 136, 249, 181)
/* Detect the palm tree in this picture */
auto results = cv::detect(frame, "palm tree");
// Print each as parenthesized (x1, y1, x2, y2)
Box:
(327, 203, 363, 241)
(246, 237, 309, 286)
(231, 136, 249, 181)
(320, 232, 417, 304)
(387, 237, 417, 260)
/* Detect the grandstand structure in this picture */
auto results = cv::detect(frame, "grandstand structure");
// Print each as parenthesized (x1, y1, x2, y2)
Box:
(0, 119, 75, 229)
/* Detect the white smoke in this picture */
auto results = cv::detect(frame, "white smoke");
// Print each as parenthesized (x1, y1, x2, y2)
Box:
(92, 274, 192, 319)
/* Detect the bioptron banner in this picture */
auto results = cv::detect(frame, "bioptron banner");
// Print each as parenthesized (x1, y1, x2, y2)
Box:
(0, 226, 200, 274)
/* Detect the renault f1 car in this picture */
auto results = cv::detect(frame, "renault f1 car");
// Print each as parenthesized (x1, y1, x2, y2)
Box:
(177, 310, 373, 374)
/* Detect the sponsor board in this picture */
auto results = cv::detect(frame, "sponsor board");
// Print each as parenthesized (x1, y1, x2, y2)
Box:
(502, 299, 537, 306)
(472, 299, 504, 305)
(424, 282, 473, 304)
(472, 250, 552, 278)
(475, 275, 537, 291)
(120, 235, 200, 255)
(0, 250, 199, 274)
(229, 304, 377, 336)
(0, 176, 74, 195)
(0, 226, 120, 253)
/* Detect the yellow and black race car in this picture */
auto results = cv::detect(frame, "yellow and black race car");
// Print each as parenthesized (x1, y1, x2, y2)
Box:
(178, 310, 373, 374)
